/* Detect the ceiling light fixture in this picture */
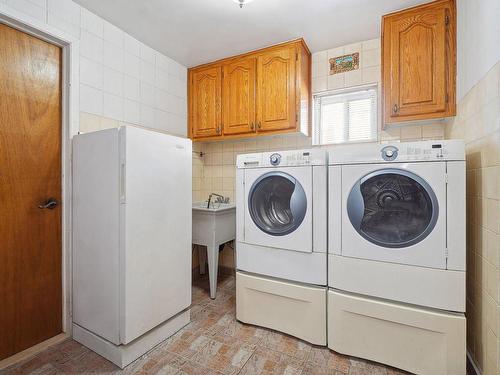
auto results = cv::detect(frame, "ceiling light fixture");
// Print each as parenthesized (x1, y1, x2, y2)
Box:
(233, 0, 254, 8)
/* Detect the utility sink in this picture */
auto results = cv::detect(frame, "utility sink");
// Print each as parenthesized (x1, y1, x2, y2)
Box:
(192, 202, 236, 299)
(192, 202, 236, 212)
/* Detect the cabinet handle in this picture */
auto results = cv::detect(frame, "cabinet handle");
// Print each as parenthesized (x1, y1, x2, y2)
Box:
(250, 122, 255, 130)
(393, 104, 399, 114)
(257, 121, 261, 129)
(216, 125, 222, 134)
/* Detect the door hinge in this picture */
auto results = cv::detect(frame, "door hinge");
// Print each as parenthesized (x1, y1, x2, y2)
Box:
(296, 52, 299, 61)
(445, 15, 450, 25)
(445, 247, 449, 259)
(445, 173, 449, 184)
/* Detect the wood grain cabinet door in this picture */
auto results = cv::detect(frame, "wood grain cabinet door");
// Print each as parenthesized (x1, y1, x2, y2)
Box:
(190, 66, 222, 138)
(383, 0, 455, 123)
(222, 58, 256, 135)
(256, 47, 296, 132)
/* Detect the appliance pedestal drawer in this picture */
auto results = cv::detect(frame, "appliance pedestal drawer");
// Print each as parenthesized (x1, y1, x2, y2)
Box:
(328, 289, 466, 375)
(236, 271, 326, 345)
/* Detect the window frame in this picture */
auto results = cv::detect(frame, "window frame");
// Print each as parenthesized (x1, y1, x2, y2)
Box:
(312, 84, 380, 146)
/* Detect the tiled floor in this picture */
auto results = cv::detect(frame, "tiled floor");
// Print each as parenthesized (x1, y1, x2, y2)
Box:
(2, 274, 409, 375)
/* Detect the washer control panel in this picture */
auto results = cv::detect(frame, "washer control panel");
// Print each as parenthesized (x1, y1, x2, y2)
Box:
(236, 149, 327, 168)
(270, 153, 281, 166)
(381, 145, 399, 161)
(284, 151, 310, 165)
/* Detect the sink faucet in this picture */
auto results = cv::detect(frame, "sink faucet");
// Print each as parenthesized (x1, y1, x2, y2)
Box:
(207, 193, 227, 208)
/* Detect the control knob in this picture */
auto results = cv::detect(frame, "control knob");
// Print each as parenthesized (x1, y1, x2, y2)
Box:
(270, 153, 281, 166)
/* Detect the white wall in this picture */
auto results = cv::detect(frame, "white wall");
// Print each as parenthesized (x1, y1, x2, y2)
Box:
(446, 1, 500, 370)
(457, 0, 500, 100)
(0, 0, 187, 137)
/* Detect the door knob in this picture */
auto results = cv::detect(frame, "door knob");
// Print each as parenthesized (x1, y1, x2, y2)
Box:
(38, 198, 58, 209)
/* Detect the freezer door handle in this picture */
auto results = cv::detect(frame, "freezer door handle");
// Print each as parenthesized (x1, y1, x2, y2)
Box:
(120, 162, 126, 203)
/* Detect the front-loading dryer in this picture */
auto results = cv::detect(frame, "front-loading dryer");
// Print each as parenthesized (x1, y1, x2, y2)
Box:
(235, 149, 327, 345)
(328, 140, 466, 311)
(327, 140, 466, 375)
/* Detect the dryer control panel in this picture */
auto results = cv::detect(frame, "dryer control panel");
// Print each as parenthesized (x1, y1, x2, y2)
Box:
(401, 143, 446, 160)
(328, 140, 465, 165)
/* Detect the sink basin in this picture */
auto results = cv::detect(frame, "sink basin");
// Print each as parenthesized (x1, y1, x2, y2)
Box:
(192, 202, 236, 212)
(192, 201, 236, 299)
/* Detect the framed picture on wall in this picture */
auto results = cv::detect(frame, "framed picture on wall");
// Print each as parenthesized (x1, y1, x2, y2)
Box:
(329, 53, 359, 74)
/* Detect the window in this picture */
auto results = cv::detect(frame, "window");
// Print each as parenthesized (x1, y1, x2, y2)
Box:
(313, 86, 378, 145)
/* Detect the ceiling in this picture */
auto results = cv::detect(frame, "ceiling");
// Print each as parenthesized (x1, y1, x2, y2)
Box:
(74, 0, 425, 68)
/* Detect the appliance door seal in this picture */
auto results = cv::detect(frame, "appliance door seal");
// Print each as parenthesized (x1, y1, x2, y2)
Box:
(244, 166, 313, 253)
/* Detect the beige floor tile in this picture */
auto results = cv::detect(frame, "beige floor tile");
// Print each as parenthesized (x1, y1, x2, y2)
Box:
(3, 274, 420, 375)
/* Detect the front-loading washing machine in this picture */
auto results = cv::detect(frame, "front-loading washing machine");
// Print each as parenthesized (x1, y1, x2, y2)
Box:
(235, 149, 327, 345)
(327, 140, 466, 375)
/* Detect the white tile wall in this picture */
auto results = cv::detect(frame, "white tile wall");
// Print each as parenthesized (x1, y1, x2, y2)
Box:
(123, 75, 140, 101)
(311, 38, 381, 93)
(5, 0, 46, 22)
(81, 7, 102, 36)
(446, 61, 500, 375)
(0, 0, 188, 136)
(80, 84, 103, 115)
(77, 8, 187, 135)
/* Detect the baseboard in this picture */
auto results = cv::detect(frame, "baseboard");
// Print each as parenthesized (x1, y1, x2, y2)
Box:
(73, 309, 190, 369)
(467, 351, 481, 375)
(0, 333, 69, 371)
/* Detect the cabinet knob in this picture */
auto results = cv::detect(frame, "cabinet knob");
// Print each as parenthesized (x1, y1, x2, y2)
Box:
(393, 104, 399, 114)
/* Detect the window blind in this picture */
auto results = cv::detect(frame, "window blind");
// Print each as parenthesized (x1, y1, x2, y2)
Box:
(313, 87, 377, 145)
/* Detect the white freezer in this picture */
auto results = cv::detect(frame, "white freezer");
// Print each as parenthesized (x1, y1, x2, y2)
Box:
(73, 126, 192, 361)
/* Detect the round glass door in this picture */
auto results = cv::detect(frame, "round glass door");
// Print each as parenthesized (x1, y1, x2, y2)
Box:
(248, 171, 307, 236)
(347, 168, 438, 248)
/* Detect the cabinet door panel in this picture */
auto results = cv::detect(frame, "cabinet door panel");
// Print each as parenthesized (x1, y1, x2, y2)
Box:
(256, 47, 296, 132)
(191, 66, 221, 138)
(223, 58, 256, 135)
(386, 6, 447, 120)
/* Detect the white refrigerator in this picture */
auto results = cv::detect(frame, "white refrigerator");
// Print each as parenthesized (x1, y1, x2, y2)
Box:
(72, 126, 192, 368)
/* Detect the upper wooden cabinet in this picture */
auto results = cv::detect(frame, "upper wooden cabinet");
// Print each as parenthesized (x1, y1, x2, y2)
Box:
(256, 46, 296, 133)
(222, 57, 256, 135)
(188, 39, 310, 141)
(191, 66, 222, 138)
(382, 0, 456, 124)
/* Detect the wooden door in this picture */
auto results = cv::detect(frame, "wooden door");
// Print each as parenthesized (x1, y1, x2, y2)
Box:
(256, 47, 296, 132)
(190, 66, 222, 138)
(384, 3, 450, 122)
(0, 24, 62, 360)
(222, 58, 256, 135)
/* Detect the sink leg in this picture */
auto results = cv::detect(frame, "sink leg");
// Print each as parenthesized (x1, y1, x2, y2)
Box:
(207, 244, 218, 299)
(199, 246, 206, 275)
